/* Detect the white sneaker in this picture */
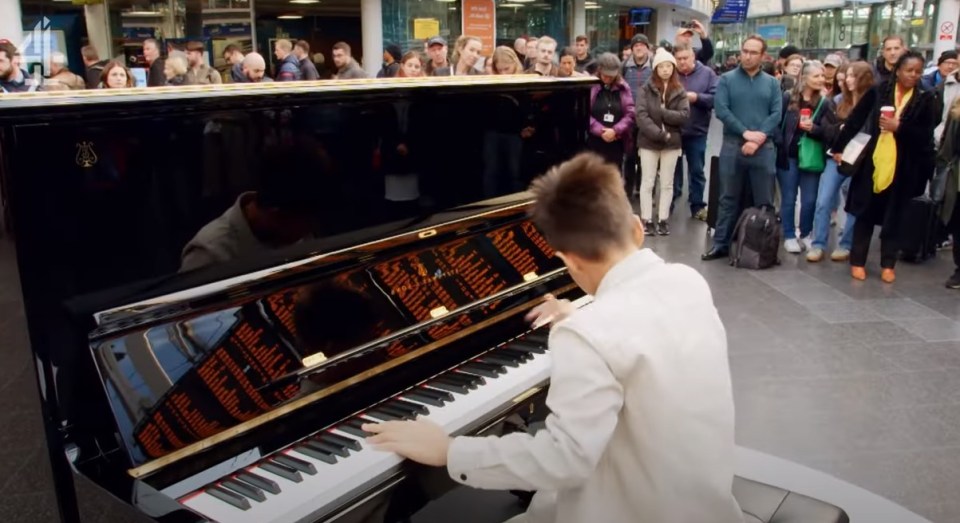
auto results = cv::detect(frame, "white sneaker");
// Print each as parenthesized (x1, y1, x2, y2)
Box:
(784, 238, 802, 253)
(801, 237, 813, 251)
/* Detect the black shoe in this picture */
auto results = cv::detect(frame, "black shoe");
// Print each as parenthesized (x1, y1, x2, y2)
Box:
(656, 221, 670, 236)
(947, 271, 960, 289)
(701, 247, 729, 261)
(643, 220, 656, 236)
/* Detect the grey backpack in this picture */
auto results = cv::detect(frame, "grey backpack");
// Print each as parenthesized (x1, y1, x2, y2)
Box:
(729, 206, 782, 270)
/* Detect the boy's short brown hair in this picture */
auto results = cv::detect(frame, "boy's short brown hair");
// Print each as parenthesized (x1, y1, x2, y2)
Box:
(529, 153, 634, 261)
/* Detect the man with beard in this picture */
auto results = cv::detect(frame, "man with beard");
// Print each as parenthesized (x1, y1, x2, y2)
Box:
(0, 40, 39, 93)
(185, 41, 222, 85)
(236, 52, 272, 83)
(332, 41, 367, 79)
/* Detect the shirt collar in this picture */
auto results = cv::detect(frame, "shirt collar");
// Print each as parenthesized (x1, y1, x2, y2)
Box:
(594, 248, 663, 299)
(226, 192, 268, 250)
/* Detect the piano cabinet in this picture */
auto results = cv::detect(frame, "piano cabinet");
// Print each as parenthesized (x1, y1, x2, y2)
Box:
(0, 77, 596, 523)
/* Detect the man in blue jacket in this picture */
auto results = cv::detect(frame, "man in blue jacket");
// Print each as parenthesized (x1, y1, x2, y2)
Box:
(672, 43, 718, 221)
(273, 39, 303, 82)
(702, 35, 781, 260)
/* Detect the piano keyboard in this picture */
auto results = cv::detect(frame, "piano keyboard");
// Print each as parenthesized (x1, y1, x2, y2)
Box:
(175, 295, 591, 523)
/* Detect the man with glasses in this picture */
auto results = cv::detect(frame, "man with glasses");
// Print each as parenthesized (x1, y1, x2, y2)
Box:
(702, 35, 781, 260)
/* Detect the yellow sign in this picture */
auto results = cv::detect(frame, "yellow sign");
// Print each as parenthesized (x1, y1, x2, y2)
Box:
(413, 18, 441, 40)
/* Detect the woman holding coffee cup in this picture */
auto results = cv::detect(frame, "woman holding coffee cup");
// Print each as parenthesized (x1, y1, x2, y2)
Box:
(832, 50, 937, 283)
(775, 60, 837, 254)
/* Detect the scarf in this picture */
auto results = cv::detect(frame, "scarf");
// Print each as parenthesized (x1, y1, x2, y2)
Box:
(871, 84, 913, 193)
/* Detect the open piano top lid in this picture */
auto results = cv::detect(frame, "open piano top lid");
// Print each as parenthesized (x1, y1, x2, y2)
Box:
(79, 192, 571, 479)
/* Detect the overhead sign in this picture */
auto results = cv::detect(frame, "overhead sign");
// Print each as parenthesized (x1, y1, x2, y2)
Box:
(746, 0, 783, 17)
(462, 0, 495, 56)
(757, 24, 787, 48)
(940, 20, 956, 41)
(712, 0, 750, 24)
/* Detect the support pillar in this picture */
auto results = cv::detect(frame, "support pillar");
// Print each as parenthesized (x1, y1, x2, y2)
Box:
(84, 3, 111, 61)
(0, 0, 23, 45)
(935, 0, 960, 60)
(572, 0, 586, 43)
(361, 0, 383, 78)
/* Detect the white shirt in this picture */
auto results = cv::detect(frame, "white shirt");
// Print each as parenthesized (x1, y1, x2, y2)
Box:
(447, 249, 743, 523)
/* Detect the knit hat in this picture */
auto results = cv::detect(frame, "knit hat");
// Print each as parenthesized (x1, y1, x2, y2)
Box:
(940, 50, 959, 65)
(385, 44, 402, 62)
(596, 52, 621, 76)
(652, 47, 677, 70)
(630, 34, 650, 49)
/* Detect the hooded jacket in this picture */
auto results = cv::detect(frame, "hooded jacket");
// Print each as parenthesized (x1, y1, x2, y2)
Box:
(589, 79, 636, 153)
(276, 53, 302, 81)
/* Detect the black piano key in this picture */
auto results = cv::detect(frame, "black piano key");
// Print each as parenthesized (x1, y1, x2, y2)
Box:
(305, 438, 350, 457)
(221, 478, 267, 503)
(340, 418, 376, 438)
(415, 386, 454, 402)
(479, 354, 521, 368)
(387, 398, 430, 415)
(443, 371, 484, 387)
(260, 460, 303, 483)
(366, 408, 406, 421)
(404, 390, 447, 407)
(499, 348, 534, 361)
(451, 370, 486, 385)
(525, 331, 549, 344)
(320, 431, 362, 451)
(274, 454, 317, 475)
(434, 374, 479, 390)
(460, 361, 505, 378)
(294, 444, 338, 464)
(236, 471, 281, 495)
(376, 403, 419, 419)
(205, 485, 251, 510)
(509, 340, 547, 354)
(427, 380, 471, 394)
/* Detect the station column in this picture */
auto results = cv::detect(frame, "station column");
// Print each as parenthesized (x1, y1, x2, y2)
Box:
(0, 0, 23, 45)
(361, 0, 384, 78)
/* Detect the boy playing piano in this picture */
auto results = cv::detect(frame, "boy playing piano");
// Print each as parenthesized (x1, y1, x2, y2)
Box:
(364, 152, 743, 523)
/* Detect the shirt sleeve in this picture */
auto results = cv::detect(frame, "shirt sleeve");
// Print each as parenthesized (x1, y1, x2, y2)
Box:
(759, 78, 784, 137)
(446, 324, 625, 492)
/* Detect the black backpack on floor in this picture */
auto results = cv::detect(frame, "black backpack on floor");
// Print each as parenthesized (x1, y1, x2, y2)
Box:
(729, 206, 782, 270)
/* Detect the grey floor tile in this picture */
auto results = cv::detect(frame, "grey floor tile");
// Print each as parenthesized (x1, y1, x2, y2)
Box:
(894, 317, 960, 342)
(0, 491, 59, 523)
(2, 447, 54, 497)
(773, 282, 854, 305)
(805, 301, 886, 324)
(914, 295, 960, 320)
(876, 370, 960, 407)
(912, 502, 960, 523)
(862, 298, 947, 320)
(749, 270, 822, 288)
(869, 341, 960, 371)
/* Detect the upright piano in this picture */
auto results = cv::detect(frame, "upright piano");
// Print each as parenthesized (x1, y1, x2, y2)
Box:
(0, 76, 597, 522)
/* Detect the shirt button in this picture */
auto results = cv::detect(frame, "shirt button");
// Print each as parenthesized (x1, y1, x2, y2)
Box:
(460, 473, 467, 481)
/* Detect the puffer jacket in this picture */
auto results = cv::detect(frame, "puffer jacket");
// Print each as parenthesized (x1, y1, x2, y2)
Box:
(635, 80, 690, 151)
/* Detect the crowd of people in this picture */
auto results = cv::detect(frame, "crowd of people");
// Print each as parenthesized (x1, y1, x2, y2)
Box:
(3, 27, 959, 287)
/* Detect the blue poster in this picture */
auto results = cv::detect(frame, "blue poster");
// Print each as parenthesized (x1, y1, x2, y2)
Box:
(757, 24, 787, 47)
(711, 0, 750, 24)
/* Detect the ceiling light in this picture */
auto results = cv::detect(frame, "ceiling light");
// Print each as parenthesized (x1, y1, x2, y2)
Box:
(290, 0, 319, 3)
(436, 0, 458, 3)
(509, 0, 537, 3)
(584, 5, 601, 8)
(501, 2, 525, 6)
(125, 10, 163, 15)
(278, 14, 304, 19)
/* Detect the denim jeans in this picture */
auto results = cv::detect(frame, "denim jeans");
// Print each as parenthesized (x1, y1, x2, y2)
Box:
(713, 137, 776, 251)
(672, 134, 708, 214)
(776, 158, 820, 240)
(811, 159, 856, 251)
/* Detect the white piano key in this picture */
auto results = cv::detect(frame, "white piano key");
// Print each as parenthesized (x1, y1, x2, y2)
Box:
(179, 295, 593, 522)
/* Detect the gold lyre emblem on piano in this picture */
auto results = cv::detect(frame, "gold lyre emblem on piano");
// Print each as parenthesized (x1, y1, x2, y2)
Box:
(75, 141, 98, 168)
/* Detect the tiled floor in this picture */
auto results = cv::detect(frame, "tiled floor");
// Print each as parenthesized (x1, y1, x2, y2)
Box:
(2, 211, 960, 522)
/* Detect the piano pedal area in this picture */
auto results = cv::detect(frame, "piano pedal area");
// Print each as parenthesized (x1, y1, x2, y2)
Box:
(174, 327, 560, 523)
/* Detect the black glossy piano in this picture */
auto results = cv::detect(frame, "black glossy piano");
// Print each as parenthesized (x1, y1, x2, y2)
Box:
(0, 76, 597, 522)
(0, 77, 850, 523)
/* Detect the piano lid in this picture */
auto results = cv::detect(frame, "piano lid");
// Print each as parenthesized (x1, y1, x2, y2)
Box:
(87, 195, 565, 473)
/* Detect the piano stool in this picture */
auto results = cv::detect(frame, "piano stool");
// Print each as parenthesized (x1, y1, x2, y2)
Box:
(734, 476, 849, 523)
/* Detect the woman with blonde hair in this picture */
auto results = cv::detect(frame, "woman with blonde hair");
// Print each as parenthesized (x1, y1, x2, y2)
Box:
(775, 60, 834, 255)
(808, 61, 875, 262)
(490, 46, 523, 75)
(451, 35, 483, 76)
(935, 94, 960, 288)
(163, 53, 191, 86)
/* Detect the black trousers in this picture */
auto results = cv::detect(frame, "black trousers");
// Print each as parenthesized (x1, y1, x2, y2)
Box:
(850, 218, 898, 269)
(624, 148, 640, 197)
(949, 202, 960, 268)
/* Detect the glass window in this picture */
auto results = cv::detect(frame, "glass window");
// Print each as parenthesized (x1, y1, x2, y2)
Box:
(382, 0, 462, 53)
(584, 1, 623, 55)
(497, 0, 572, 48)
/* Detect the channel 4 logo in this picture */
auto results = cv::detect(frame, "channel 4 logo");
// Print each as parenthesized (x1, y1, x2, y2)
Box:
(16, 17, 56, 92)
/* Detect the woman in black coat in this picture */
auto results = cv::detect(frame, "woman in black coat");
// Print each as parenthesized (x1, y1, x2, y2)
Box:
(832, 51, 937, 283)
